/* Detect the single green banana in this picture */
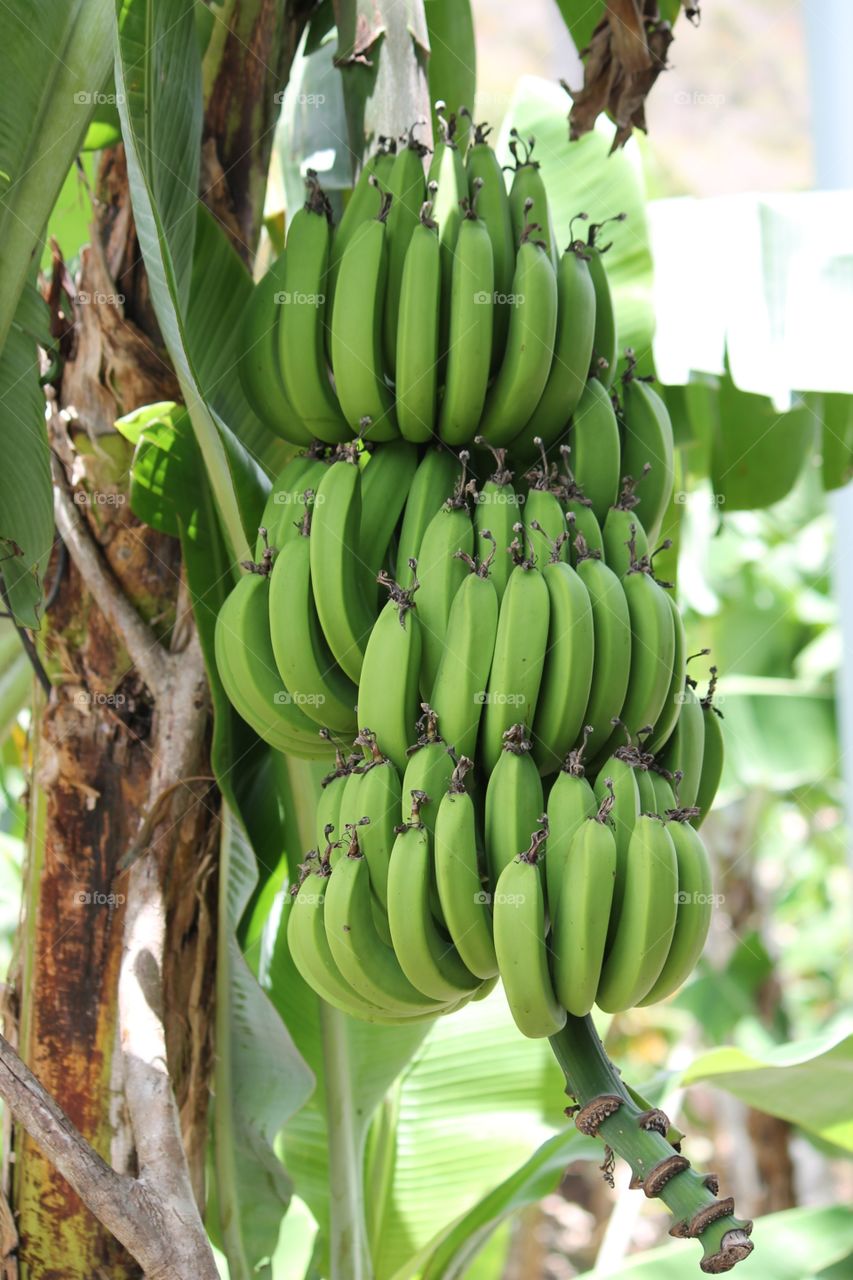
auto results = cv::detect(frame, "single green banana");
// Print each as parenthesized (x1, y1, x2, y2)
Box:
(396, 448, 462, 585)
(484, 724, 544, 890)
(551, 791, 617, 1016)
(400, 706, 456, 841)
(425, 5, 476, 147)
(635, 757, 659, 813)
(310, 446, 378, 682)
(324, 827, 451, 1014)
(395, 203, 441, 442)
(513, 235, 597, 461)
(357, 570, 422, 774)
(586, 215, 624, 389)
(638, 812, 713, 1005)
(648, 766, 677, 815)
(428, 533, 499, 760)
(279, 172, 349, 443)
(692, 667, 724, 828)
(659, 678, 705, 810)
(383, 126, 428, 377)
(359, 439, 419, 583)
(480, 529, 550, 771)
(214, 570, 333, 759)
(532, 549, 594, 776)
(327, 138, 396, 328)
(646, 586, 687, 754)
(477, 226, 558, 447)
(494, 821, 567, 1038)
(254, 446, 328, 558)
(429, 106, 467, 356)
(338, 731, 402, 908)
(330, 189, 398, 440)
(568, 376, 621, 523)
(434, 757, 498, 979)
(544, 729, 597, 920)
(237, 250, 313, 444)
(523, 458, 569, 567)
(596, 814, 679, 1012)
(575, 542, 632, 762)
(316, 741, 357, 852)
(268, 512, 359, 735)
(473, 440, 518, 602)
(620, 367, 675, 543)
(438, 185, 494, 444)
(593, 750, 640, 938)
(387, 790, 481, 1001)
(506, 131, 557, 267)
(556, 447, 605, 564)
(463, 115, 515, 365)
(414, 461, 475, 697)
(601, 474, 650, 578)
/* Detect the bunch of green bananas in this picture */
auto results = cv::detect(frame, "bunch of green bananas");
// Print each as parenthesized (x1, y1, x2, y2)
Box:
(237, 111, 625, 458)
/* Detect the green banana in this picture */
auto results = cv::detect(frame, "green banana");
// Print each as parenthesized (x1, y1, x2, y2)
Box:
(620, 367, 675, 542)
(324, 826, 451, 1014)
(568, 377, 621, 523)
(532, 547, 595, 776)
(692, 667, 724, 828)
(434, 757, 499, 979)
(237, 250, 313, 444)
(438, 183, 494, 444)
(593, 748, 640, 937)
(268, 510, 359, 735)
(254, 446, 327, 558)
(428, 532, 499, 760)
(601, 474, 650, 578)
(506, 131, 557, 267)
(575, 542, 632, 762)
(400, 706, 456, 842)
(463, 115, 515, 364)
(646, 586, 687, 754)
(544, 728, 597, 920)
(327, 138, 396, 326)
(357, 569, 422, 774)
(429, 106, 467, 355)
(387, 790, 481, 1001)
(494, 820, 567, 1038)
(513, 233, 597, 461)
(596, 814, 679, 1012)
(659, 677, 706, 811)
(415, 460, 475, 697)
(523, 455, 569, 566)
(214, 569, 333, 759)
(550, 790, 617, 1016)
(330, 187, 398, 440)
(634, 753, 659, 813)
(426, 4, 476, 147)
(484, 724, 544, 891)
(586, 215, 624, 389)
(395, 202, 441, 442)
(480, 528, 550, 771)
(383, 126, 428, 377)
(316, 741, 357, 851)
(477, 223, 558, 447)
(556, 447, 605, 564)
(338, 731, 402, 908)
(396, 448, 462, 586)
(648, 766, 677, 815)
(279, 172, 349, 443)
(638, 812, 713, 1005)
(359, 439, 419, 583)
(472, 440, 518, 602)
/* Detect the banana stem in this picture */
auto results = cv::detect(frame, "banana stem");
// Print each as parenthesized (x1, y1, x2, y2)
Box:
(549, 1017, 754, 1274)
(320, 1006, 371, 1280)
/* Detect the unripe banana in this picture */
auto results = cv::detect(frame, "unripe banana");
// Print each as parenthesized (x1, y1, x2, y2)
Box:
(473, 440, 518, 602)
(327, 138, 396, 325)
(513, 235, 597, 462)
(550, 790, 617, 1016)
(357, 569, 422, 773)
(434, 757, 499, 979)
(593, 747, 640, 937)
(523, 452, 569, 566)
(338, 731, 401, 908)
(596, 814, 679, 1012)
(556, 447, 605, 564)
(532, 545, 594, 777)
(396, 448, 462, 586)
(268, 511, 359, 735)
(659, 678, 705, 810)
(648, 766, 677, 814)
(215, 568, 334, 759)
(255, 446, 328, 558)
(586, 215, 625, 389)
(692, 667, 724, 828)
(383, 126, 428, 377)
(481, 528, 550, 771)
(646, 587, 687, 754)
(400, 706, 456, 844)
(359, 439, 419, 585)
(544, 729, 597, 920)
(395, 203, 441, 442)
(568, 377, 621, 523)
(477, 224, 558, 447)
(387, 790, 481, 1001)
(484, 724, 544, 891)
(237, 250, 313, 444)
(310, 446, 378, 682)
(428, 548, 499, 761)
(620, 367, 675, 543)
(426, 11, 476, 148)
(316, 740, 358, 852)
(506, 131, 558, 267)
(415, 460, 475, 697)
(279, 172, 350, 443)
(494, 820, 567, 1038)
(575, 541, 632, 762)
(638, 812, 713, 1005)
(330, 188, 398, 440)
(463, 115, 515, 365)
(438, 185, 494, 445)
(429, 106, 467, 356)
(601, 474, 650, 578)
